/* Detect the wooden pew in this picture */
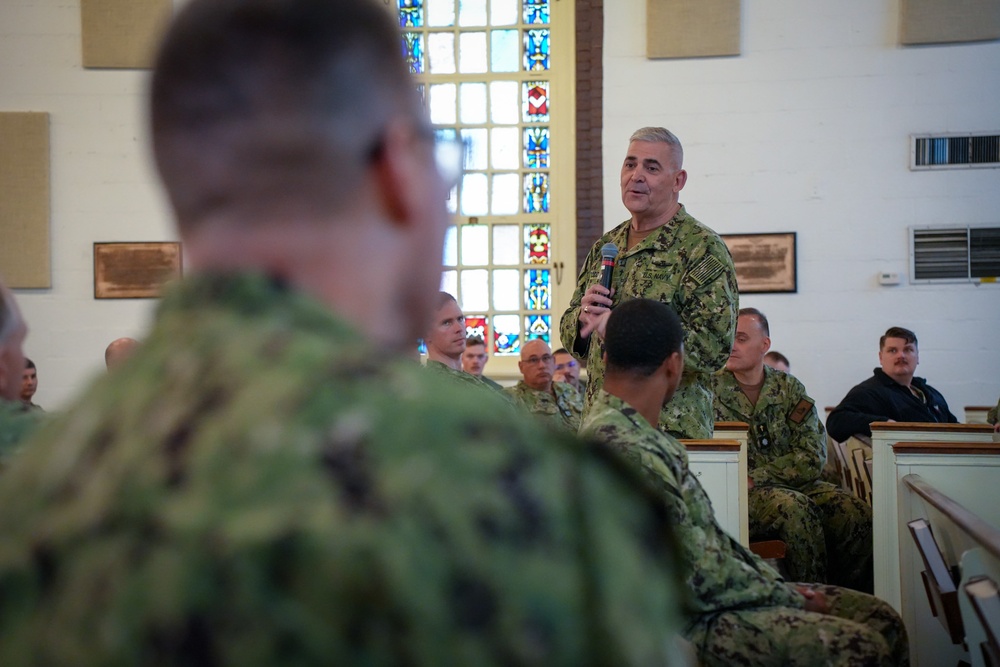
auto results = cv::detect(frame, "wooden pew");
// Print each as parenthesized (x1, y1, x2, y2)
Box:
(871, 422, 998, 614)
(902, 472, 1000, 667)
(966, 406, 996, 425)
(682, 437, 747, 546)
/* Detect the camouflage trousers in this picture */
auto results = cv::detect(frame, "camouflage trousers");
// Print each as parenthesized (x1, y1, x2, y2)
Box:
(749, 481, 873, 593)
(657, 374, 713, 440)
(688, 583, 909, 666)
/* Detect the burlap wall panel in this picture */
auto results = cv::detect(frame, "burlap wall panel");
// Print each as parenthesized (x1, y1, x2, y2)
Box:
(900, 0, 1000, 45)
(647, 0, 741, 59)
(0, 112, 50, 289)
(81, 0, 173, 69)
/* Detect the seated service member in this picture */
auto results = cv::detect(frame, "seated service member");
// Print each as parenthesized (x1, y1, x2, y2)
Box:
(20, 358, 42, 411)
(763, 350, 790, 373)
(581, 299, 908, 667)
(712, 308, 873, 593)
(504, 339, 584, 432)
(0, 285, 45, 465)
(827, 326, 957, 443)
(553, 347, 586, 394)
(461, 335, 503, 390)
(0, 1, 687, 664)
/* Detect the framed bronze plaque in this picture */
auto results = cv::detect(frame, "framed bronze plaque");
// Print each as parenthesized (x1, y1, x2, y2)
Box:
(721, 232, 797, 294)
(94, 242, 182, 298)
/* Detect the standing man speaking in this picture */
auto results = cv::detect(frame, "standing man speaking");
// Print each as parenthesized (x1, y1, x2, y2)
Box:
(560, 127, 738, 438)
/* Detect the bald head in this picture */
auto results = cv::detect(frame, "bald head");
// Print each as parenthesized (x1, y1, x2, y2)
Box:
(518, 339, 555, 392)
(105, 337, 139, 371)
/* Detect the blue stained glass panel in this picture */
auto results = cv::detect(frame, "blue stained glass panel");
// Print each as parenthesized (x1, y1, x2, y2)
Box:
(525, 315, 551, 343)
(524, 127, 549, 168)
(493, 314, 521, 355)
(523, 0, 550, 25)
(523, 173, 549, 213)
(523, 29, 549, 71)
(525, 269, 550, 310)
(398, 0, 423, 27)
(402, 32, 423, 74)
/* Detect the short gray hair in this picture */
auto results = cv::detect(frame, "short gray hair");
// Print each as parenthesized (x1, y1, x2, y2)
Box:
(629, 127, 684, 169)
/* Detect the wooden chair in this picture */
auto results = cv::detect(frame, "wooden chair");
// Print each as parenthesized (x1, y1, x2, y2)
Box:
(850, 447, 872, 505)
(965, 575, 1000, 667)
(908, 518, 965, 645)
(750, 539, 789, 579)
(831, 439, 854, 494)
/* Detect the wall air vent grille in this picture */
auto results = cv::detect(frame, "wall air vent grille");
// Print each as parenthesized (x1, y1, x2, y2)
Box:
(910, 226, 1000, 283)
(911, 133, 1000, 170)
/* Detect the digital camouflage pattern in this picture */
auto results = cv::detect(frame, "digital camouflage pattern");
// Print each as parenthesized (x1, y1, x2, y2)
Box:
(580, 390, 908, 667)
(504, 380, 585, 432)
(712, 367, 874, 592)
(0, 399, 44, 468)
(560, 206, 738, 439)
(0, 274, 686, 666)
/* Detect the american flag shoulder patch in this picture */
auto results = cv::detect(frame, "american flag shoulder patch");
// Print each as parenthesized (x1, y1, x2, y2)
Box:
(687, 255, 726, 286)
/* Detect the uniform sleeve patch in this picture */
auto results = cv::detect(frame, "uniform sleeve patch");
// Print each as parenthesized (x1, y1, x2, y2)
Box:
(687, 255, 726, 287)
(788, 399, 813, 424)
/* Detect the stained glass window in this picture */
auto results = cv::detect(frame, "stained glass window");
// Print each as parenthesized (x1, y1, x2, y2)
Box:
(400, 0, 565, 358)
(523, 82, 549, 122)
(523, 0, 549, 25)
(525, 314, 551, 342)
(524, 173, 549, 213)
(465, 316, 488, 341)
(402, 32, 423, 74)
(399, 0, 423, 27)
(524, 127, 549, 168)
(523, 29, 549, 71)
(494, 314, 521, 354)
(524, 224, 550, 263)
(526, 269, 550, 310)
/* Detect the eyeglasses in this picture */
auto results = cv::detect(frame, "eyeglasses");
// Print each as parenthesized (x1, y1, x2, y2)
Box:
(554, 360, 578, 370)
(367, 124, 468, 190)
(432, 132, 467, 189)
(523, 354, 554, 365)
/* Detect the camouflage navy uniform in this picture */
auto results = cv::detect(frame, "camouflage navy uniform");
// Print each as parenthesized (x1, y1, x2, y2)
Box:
(581, 389, 908, 667)
(988, 398, 998, 425)
(504, 381, 585, 432)
(426, 360, 514, 406)
(712, 368, 874, 592)
(0, 273, 686, 666)
(0, 398, 44, 468)
(560, 206, 738, 439)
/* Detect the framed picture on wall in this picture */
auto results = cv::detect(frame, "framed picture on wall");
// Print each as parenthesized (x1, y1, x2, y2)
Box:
(720, 232, 797, 294)
(94, 242, 182, 299)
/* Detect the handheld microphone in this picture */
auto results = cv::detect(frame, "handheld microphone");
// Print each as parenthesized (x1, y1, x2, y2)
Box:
(599, 243, 618, 291)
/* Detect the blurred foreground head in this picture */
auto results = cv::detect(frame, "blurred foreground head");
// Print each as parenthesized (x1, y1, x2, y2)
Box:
(151, 0, 453, 345)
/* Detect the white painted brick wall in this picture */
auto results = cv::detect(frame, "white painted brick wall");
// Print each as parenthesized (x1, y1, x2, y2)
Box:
(605, 0, 1000, 419)
(1, 1, 174, 408)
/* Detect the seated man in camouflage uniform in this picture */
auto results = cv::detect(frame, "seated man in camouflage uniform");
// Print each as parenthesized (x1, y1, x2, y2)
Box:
(713, 308, 873, 592)
(0, 1, 688, 664)
(425, 293, 507, 396)
(20, 359, 42, 411)
(461, 335, 504, 390)
(553, 347, 586, 394)
(581, 298, 908, 667)
(0, 285, 45, 467)
(504, 339, 584, 432)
